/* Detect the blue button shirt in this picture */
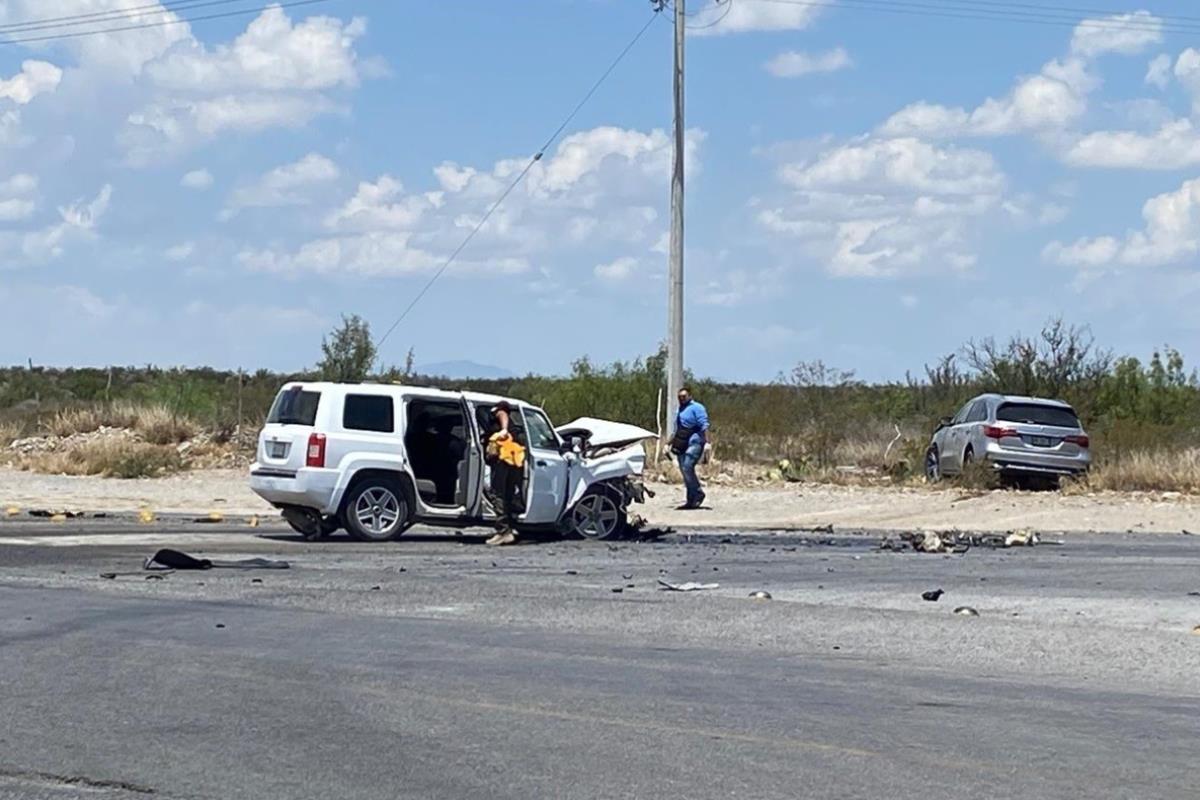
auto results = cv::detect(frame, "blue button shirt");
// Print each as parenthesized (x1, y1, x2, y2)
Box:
(676, 401, 709, 449)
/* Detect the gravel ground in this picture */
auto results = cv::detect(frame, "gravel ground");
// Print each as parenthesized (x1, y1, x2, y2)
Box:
(2, 466, 1198, 533)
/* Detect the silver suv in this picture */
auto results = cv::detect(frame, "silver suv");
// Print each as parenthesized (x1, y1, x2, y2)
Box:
(924, 394, 1091, 485)
(250, 382, 654, 542)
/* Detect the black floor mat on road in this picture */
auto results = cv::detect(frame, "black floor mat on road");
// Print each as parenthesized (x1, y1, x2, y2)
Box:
(144, 548, 290, 571)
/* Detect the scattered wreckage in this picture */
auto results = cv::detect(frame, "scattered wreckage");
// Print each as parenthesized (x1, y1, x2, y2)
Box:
(880, 528, 1052, 554)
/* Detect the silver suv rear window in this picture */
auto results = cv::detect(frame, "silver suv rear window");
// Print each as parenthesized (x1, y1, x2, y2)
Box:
(267, 388, 320, 426)
(996, 403, 1080, 428)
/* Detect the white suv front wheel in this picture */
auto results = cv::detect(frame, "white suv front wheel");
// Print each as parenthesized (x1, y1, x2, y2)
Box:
(345, 480, 410, 542)
(569, 487, 626, 541)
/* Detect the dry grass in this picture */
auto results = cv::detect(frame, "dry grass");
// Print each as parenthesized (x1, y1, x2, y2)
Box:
(0, 421, 20, 448)
(1065, 449, 1200, 494)
(47, 402, 198, 444)
(20, 439, 182, 479)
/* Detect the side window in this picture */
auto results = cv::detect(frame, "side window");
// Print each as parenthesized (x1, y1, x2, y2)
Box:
(951, 402, 972, 425)
(967, 401, 988, 423)
(523, 409, 558, 450)
(343, 395, 395, 433)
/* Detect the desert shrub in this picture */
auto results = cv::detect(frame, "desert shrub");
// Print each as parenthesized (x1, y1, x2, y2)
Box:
(22, 440, 182, 479)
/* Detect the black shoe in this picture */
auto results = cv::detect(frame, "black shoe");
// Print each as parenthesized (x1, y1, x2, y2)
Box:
(696, 492, 707, 508)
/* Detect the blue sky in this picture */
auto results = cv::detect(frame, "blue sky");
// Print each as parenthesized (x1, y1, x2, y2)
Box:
(1, 0, 1198, 381)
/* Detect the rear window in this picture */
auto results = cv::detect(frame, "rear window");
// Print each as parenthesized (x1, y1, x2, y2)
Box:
(997, 403, 1080, 428)
(343, 394, 395, 433)
(267, 389, 320, 426)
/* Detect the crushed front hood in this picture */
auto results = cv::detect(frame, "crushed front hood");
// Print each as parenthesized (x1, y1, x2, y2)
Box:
(555, 417, 657, 450)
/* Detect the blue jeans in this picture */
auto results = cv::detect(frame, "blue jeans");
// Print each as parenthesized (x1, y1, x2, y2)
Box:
(677, 443, 704, 506)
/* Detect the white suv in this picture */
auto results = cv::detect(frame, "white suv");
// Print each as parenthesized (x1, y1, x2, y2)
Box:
(249, 382, 655, 542)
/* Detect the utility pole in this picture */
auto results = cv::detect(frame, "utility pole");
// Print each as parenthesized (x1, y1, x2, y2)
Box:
(665, 0, 686, 436)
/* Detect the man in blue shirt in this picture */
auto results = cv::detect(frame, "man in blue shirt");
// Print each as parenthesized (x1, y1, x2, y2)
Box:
(672, 387, 709, 509)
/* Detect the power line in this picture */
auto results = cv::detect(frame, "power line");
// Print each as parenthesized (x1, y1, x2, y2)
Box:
(0, 0, 336, 46)
(685, 0, 737, 30)
(0, 0, 255, 34)
(375, 10, 663, 351)
(745, 0, 1200, 36)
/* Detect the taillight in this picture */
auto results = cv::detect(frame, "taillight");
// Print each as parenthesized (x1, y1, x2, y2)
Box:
(1065, 434, 1089, 448)
(983, 425, 1016, 439)
(306, 433, 327, 467)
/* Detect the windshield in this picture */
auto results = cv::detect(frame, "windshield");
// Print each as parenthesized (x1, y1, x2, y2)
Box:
(267, 388, 320, 426)
(996, 403, 1080, 428)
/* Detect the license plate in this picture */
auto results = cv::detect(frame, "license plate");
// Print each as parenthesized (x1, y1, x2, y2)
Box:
(269, 441, 288, 458)
(1029, 436, 1052, 447)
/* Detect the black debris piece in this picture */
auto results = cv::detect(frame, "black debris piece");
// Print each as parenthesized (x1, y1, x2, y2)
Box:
(99, 573, 116, 580)
(611, 587, 624, 593)
(922, 589, 945, 602)
(251, 578, 263, 584)
(566, 570, 579, 576)
(144, 548, 289, 571)
(954, 606, 980, 616)
(215, 623, 226, 629)
(29, 510, 82, 519)
(1187, 591, 1200, 597)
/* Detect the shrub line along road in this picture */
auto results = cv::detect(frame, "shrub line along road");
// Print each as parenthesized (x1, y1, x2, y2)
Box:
(1, 519, 1198, 799)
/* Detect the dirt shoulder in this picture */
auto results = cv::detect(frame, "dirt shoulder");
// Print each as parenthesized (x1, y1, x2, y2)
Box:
(2, 467, 1197, 533)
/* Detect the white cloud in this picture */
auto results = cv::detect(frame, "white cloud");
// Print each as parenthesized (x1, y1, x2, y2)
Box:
(1064, 119, 1200, 169)
(1146, 53, 1172, 89)
(781, 137, 1005, 197)
(690, 0, 824, 36)
(18, 185, 113, 261)
(697, 267, 781, 306)
(881, 59, 1090, 139)
(145, 7, 365, 92)
(1069, 11, 1163, 59)
(1045, 177, 1200, 268)
(116, 6, 366, 164)
(225, 153, 339, 214)
(760, 137, 1007, 277)
(0, 61, 63, 105)
(0, 1, 191, 76)
(882, 13, 1159, 142)
(765, 48, 851, 78)
(1175, 48, 1200, 113)
(0, 173, 37, 222)
(899, 294, 919, 309)
(594, 256, 637, 282)
(239, 126, 699, 279)
(180, 169, 214, 190)
(165, 241, 196, 262)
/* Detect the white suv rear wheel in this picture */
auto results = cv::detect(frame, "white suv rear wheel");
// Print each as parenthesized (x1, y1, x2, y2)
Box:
(345, 480, 409, 542)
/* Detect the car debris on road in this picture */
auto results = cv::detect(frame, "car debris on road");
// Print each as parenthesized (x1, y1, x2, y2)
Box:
(658, 579, 719, 592)
(143, 548, 290, 571)
(880, 528, 1052, 554)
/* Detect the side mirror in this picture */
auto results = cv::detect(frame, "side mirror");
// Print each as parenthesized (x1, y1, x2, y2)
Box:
(560, 435, 585, 455)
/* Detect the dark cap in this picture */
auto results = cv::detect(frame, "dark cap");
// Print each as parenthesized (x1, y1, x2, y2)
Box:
(492, 400, 512, 413)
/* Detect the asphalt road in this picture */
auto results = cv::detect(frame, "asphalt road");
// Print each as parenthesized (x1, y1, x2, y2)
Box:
(2, 520, 1198, 799)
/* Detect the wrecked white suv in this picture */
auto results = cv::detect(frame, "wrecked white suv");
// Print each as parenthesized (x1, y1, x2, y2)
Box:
(249, 382, 655, 542)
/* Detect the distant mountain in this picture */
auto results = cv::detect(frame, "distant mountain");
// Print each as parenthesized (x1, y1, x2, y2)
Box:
(415, 360, 515, 379)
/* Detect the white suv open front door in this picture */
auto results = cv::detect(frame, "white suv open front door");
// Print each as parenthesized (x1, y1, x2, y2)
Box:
(520, 406, 569, 525)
